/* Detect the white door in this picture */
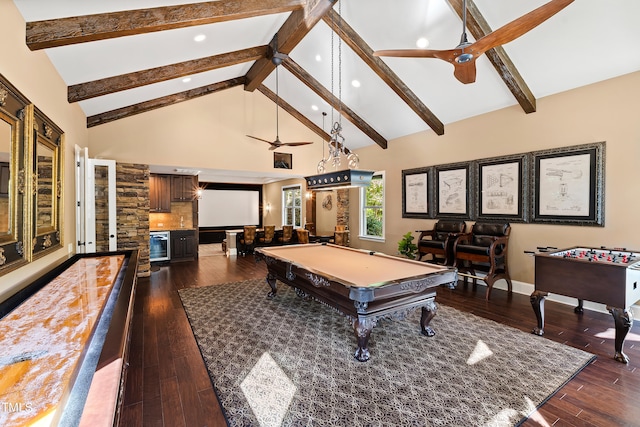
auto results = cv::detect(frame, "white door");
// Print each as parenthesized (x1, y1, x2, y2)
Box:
(85, 159, 117, 253)
(74, 145, 88, 253)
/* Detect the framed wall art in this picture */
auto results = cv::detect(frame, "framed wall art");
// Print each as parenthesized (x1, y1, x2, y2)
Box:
(476, 154, 528, 222)
(402, 167, 433, 218)
(531, 142, 605, 226)
(274, 152, 292, 169)
(435, 162, 473, 220)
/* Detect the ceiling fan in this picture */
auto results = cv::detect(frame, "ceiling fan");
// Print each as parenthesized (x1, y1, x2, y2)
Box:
(246, 41, 313, 150)
(373, 0, 574, 84)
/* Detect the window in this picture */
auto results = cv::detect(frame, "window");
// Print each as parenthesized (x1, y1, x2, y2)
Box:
(282, 185, 302, 227)
(360, 172, 384, 240)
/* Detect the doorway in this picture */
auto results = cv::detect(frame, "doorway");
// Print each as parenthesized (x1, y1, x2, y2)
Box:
(75, 145, 117, 253)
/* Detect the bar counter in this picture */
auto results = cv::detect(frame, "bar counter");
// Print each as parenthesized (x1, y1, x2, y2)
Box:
(0, 251, 138, 426)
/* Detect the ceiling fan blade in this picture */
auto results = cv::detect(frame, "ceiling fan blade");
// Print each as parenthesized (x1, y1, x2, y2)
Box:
(282, 142, 313, 147)
(246, 134, 274, 144)
(471, 0, 574, 56)
(246, 134, 279, 149)
(374, 48, 462, 64)
(374, 49, 440, 58)
(452, 60, 478, 84)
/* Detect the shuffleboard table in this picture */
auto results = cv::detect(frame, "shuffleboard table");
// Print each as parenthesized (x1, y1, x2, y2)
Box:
(255, 244, 458, 361)
(0, 251, 138, 427)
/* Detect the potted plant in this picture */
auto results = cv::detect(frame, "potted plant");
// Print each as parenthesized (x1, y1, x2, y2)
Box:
(398, 232, 418, 259)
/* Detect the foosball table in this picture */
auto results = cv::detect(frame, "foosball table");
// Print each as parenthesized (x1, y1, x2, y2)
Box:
(530, 246, 640, 363)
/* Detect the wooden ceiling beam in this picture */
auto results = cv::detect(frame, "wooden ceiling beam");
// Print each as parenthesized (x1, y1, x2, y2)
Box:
(283, 58, 387, 149)
(447, 0, 536, 113)
(26, 0, 304, 50)
(244, 0, 338, 92)
(69, 46, 267, 102)
(257, 85, 331, 142)
(323, 10, 445, 136)
(86, 77, 245, 127)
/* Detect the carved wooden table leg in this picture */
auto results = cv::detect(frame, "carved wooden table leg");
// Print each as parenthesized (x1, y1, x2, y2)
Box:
(353, 317, 376, 362)
(420, 300, 437, 337)
(608, 306, 633, 364)
(265, 272, 278, 298)
(574, 299, 584, 314)
(530, 290, 548, 336)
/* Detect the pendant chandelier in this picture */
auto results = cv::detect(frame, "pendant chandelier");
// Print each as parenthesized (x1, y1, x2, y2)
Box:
(305, 1, 373, 191)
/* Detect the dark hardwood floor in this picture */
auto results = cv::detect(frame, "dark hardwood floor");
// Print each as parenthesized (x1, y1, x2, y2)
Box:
(121, 250, 640, 426)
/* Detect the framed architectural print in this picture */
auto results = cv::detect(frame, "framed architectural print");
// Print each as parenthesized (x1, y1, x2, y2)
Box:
(402, 167, 433, 218)
(274, 152, 292, 169)
(435, 162, 473, 219)
(531, 142, 605, 226)
(476, 154, 528, 222)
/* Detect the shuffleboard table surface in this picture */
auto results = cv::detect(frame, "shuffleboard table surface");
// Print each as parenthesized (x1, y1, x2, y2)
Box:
(0, 255, 125, 426)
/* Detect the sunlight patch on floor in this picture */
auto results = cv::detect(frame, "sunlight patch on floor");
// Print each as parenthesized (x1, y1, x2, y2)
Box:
(240, 352, 297, 427)
(467, 339, 494, 365)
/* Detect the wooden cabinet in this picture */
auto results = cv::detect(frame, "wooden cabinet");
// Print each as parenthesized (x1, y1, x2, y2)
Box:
(150, 174, 171, 213)
(171, 175, 196, 201)
(171, 229, 197, 261)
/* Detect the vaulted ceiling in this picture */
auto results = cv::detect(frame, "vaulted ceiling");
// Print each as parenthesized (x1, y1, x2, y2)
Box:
(13, 0, 640, 154)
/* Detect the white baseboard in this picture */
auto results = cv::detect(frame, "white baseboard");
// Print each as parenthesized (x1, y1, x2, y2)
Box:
(485, 279, 639, 320)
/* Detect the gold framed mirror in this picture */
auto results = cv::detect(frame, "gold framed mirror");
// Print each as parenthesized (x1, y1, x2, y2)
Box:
(0, 74, 29, 275)
(31, 107, 63, 259)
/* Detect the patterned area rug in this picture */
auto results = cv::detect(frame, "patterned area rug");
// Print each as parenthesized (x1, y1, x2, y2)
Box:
(179, 280, 595, 427)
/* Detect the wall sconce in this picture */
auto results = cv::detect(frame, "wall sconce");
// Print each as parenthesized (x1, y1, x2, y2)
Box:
(306, 191, 312, 200)
(265, 202, 271, 213)
(196, 188, 203, 199)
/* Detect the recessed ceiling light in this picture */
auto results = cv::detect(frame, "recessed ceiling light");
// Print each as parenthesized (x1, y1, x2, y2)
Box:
(351, 80, 361, 88)
(194, 34, 206, 42)
(311, 105, 319, 111)
(315, 54, 322, 62)
(416, 37, 429, 48)
(182, 77, 192, 83)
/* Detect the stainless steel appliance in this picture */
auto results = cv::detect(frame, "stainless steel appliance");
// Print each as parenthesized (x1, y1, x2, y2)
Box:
(150, 231, 170, 262)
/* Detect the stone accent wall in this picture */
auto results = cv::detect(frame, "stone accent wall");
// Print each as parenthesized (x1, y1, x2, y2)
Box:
(116, 163, 150, 277)
(336, 189, 349, 226)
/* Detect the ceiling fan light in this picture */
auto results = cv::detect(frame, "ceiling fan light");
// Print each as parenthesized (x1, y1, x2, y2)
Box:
(455, 53, 474, 64)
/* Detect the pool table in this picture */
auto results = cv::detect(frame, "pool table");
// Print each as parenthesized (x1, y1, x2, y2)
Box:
(255, 244, 458, 361)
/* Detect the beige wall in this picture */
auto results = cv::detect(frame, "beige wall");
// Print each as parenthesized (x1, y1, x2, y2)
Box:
(351, 71, 640, 286)
(263, 178, 307, 228)
(3, 0, 639, 302)
(315, 190, 338, 235)
(87, 85, 325, 178)
(0, 1, 88, 299)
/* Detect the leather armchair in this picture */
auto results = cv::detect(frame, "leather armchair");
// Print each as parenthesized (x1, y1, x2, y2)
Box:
(238, 225, 257, 256)
(416, 220, 466, 265)
(258, 225, 275, 246)
(333, 225, 349, 246)
(278, 225, 293, 244)
(296, 228, 310, 244)
(453, 222, 512, 300)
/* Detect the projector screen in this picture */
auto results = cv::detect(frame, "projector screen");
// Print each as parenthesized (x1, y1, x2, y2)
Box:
(199, 189, 260, 227)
